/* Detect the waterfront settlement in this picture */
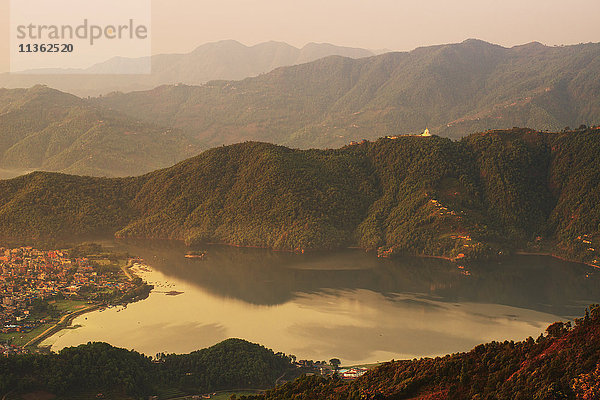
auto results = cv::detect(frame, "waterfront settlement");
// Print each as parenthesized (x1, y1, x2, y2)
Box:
(0, 245, 150, 354)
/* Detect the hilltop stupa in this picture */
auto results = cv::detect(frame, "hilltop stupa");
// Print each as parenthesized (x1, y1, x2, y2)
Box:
(421, 128, 431, 137)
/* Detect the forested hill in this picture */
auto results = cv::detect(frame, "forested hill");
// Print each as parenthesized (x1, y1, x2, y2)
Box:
(252, 305, 600, 400)
(0, 128, 599, 265)
(0, 338, 292, 398)
(94, 40, 600, 148)
(0, 86, 199, 177)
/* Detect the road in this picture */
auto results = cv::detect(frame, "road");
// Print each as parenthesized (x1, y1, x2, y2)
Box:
(23, 304, 100, 349)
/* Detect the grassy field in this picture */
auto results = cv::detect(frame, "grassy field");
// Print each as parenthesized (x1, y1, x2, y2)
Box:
(0, 300, 90, 347)
(210, 391, 263, 400)
(52, 299, 89, 313)
(153, 387, 187, 399)
(0, 322, 55, 347)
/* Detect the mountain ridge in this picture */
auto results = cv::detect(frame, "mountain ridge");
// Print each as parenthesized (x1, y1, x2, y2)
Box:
(0, 128, 598, 267)
(93, 40, 600, 149)
(0, 40, 375, 96)
(1, 39, 599, 177)
(0, 85, 199, 177)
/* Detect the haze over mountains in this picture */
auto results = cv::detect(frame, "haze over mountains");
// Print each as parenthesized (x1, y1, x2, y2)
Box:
(96, 39, 600, 149)
(0, 39, 599, 177)
(0, 86, 198, 177)
(0, 40, 374, 97)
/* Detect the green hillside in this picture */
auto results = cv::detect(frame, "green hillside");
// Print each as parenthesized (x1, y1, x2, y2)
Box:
(0, 171, 142, 239)
(0, 128, 598, 265)
(94, 40, 600, 149)
(0, 86, 199, 177)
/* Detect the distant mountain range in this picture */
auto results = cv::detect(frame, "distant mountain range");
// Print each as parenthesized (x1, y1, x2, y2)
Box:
(1, 128, 598, 267)
(0, 85, 199, 177)
(94, 39, 600, 149)
(1, 39, 599, 177)
(0, 40, 374, 96)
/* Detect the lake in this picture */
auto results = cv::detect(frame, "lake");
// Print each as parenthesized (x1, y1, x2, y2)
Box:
(43, 241, 600, 365)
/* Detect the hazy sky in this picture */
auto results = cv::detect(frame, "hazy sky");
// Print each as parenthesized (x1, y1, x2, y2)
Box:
(1, 0, 600, 72)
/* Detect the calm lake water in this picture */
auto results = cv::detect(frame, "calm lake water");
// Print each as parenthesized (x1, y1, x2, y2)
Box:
(44, 241, 600, 365)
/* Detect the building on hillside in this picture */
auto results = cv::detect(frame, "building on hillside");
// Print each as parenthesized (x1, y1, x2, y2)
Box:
(386, 128, 432, 139)
(338, 367, 368, 379)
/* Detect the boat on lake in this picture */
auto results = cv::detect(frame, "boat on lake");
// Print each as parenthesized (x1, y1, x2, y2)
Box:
(184, 251, 206, 259)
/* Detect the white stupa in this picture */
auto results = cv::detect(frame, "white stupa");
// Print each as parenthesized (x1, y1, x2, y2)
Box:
(421, 128, 431, 137)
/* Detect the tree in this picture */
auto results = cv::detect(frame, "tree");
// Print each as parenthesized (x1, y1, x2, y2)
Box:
(546, 322, 566, 338)
(329, 358, 341, 370)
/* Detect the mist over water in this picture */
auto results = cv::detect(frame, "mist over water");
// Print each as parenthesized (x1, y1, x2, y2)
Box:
(44, 241, 600, 364)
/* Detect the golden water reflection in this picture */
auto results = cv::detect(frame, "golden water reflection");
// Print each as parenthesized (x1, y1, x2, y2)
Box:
(44, 242, 600, 365)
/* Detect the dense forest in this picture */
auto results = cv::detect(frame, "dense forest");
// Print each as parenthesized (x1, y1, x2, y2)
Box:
(0, 128, 598, 265)
(249, 305, 600, 400)
(0, 339, 292, 398)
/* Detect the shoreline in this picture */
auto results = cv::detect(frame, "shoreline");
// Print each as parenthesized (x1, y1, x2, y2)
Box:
(27, 259, 149, 351)
(24, 304, 102, 349)
(116, 237, 599, 270)
(514, 251, 600, 269)
(19, 242, 597, 352)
